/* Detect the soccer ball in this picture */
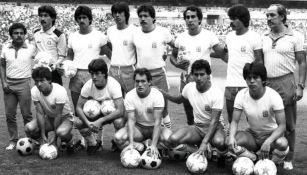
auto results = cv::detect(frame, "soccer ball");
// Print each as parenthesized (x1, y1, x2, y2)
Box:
(168, 144, 189, 160)
(232, 157, 254, 175)
(141, 149, 162, 169)
(61, 60, 77, 78)
(34, 52, 52, 68)
(100, 99, 115, 115)
(16, 137, 34, 156)
(83, 99, 101, 119)
(186, 152, 208, 174)
(120, 148, 141, 168)
(39, 144, 58, 160)
(254, 159, 277, 175)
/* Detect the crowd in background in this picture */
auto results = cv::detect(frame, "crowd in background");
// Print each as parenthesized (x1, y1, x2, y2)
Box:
(1, 3, 307, 45)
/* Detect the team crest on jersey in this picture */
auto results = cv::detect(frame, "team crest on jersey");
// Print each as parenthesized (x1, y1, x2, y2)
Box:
(47, 40, 52, 45)
(146, 107, 153, 113)
(262, 110, 269, 118)
(152, 42, 157, 48)
(241, 46, 246, 52)
(205, 105, 212, 112)
(123, 40, 128, 46)
(196, 46, 201, 52)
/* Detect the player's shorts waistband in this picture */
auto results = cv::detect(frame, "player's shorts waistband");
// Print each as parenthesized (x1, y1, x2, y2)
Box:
(135, 122, 154, 129)
(110, 65, 135, 69)
(267, 73, 293, 81)
(77, 68, 88, 71)
(148, 67, 165, 73)
(7, 77, 30, 81)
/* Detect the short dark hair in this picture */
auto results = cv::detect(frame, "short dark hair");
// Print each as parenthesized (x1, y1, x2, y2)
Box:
(74, 6, 93, 25)
(88, 58, 108, 78)
(191, 59, 211, 75)
(38, 5, 57, 26)
(111, 2, 130, 24)
(9, 23, 27, 37)
(32, 67, 52, 81)
(228, 4, 250, 27)
(243, 62, 267, 82)
(269, 4, 287, 24)
(137, 3, 156, 23)
(134, 68, 152, 82)
(183, 5, 203, 25)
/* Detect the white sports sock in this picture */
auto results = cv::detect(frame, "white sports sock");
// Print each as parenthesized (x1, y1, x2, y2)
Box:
(271, 146, 289, 164)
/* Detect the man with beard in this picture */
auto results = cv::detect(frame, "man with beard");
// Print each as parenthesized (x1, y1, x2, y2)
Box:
(75, 59, 125, 154)
(170, 6, 226, 125)
(114, 68, 171, 156)
(262, 4, 306, 170)
(225, 4, 263, 123)
(0, 23, 34, 150)
(33, 5, 66, 85)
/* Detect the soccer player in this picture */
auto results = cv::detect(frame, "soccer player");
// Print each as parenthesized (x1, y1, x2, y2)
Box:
(114, 68, 171, 156)
(0, 23, 34, 150)
(161, 59, 226, 159)
(107, 2, 137, 95)
(25, 67, 80, 153)
(74, 59, 125, 154)
(33, 5, 66, 85)
(66, 5, 111, 110)
(225, 4, 263, 123)
(262, 4, 306, 170)
(133, 3, 173, 128)
(227, 62, 289, 164)
(170, 6, 226, 125)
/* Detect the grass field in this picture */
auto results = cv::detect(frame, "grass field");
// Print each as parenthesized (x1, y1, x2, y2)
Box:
(0, 59, 306, 175)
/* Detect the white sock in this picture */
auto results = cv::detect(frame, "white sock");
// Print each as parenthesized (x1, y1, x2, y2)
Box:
(271, 146, 289, 164)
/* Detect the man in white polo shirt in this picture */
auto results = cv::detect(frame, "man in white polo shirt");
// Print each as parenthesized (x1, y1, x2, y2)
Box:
(262, 4, 306, 170)
(225, 4, 263, 123)
(33, 5, 66, 85)
(0, 23, 35, 150)
(170, 5, 226, 125)
(133, 3, 173, 128)
(107, 2, 136, 95)
(66, 5, 111, 111)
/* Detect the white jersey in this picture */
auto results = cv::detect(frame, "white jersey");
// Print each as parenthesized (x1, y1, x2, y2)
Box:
(234, 87, 284, 134)
(31, 83, 72, 118)
(133, 26, 173, 69)
(68, 29, 107, 69)
(225, 30, 262, 87)
(107, 25, 137, 66)
(182, 82, 224, 124)
(175, 29, 219, 73)
(80, 76, 122, 101)
(125, 88, 164, 126)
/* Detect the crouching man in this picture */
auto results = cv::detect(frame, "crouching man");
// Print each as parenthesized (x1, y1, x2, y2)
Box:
(227, 62, 289, 164)
(25, 67, 79, 153)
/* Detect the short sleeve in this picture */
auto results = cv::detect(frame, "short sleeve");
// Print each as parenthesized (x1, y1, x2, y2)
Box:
(294, 31, 304, 52)
(211, 88, 224, 110)
(209, 32, 220, 48)
(153, 89, 165, 108)
(252, 32, 262, 50)
(1, 45, 7, 59)
(55, 87, 68, 104)
(271, 90, 284, 111)
(163, 28, 173, 44)
(80, 80, 92, 98)
(181, 83, 190, 99)
(108, 78, 122, 99)
(31, 86, 40, 102)
(99, 32, 108, 47)
(67, 33, 73, 49)
(233, 89, 245, 110)
(124, 92, 135, 111)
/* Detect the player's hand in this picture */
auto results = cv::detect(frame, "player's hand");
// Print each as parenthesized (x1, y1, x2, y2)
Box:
(148, 146, 159, 158)
(176, 59, 190, 70)
(2, 82, 12, 93)
(127, 143, 134, 151)
(88, 121, 100, 133)
(227, 136, 237, 151)
(294, 87, 303, 101)
(259, 140, 271, 159)
(41, 134, 48, 144)
(56, 63, 65, 76)
(48, 134, 57, 146)
(196, 143, 207, 157)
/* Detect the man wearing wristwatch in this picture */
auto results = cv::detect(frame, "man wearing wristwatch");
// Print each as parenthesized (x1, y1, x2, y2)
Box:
(262, 4, 306, 170)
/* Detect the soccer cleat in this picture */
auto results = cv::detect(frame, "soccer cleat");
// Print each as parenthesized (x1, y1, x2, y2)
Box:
(67, 140, 84, 154)
(283, 161, 293, 170)
(233, 146, 257, 161)
(86, 140, 101, 155)
(5, 142, 16, 150)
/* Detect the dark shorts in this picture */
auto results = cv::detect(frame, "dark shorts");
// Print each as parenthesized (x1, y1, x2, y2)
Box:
(51, 69, 63, 85)
(224, 87, 246, 101)
(69, 69, 91, 94)
(135, 122, 154, 140)
(193, 122, 224, 138)
(245, 128, 273, 148)
(109, 65, 135, 93)
(149, 67, 169, 92)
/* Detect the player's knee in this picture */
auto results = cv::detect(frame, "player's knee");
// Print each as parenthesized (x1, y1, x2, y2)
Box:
(25, 122, 36, 134)
(168, 134, 180, 145)
(114, 129, 126, 144)
(56, 127, 70, 139)
(274, 137, 288, 151)
(113, 118, 125, 130)
(212, 136, 225, 150)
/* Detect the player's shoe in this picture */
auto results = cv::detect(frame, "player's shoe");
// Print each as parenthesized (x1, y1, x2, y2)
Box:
(5, 142, 16, 150)
(157, 142, 169, 158)
(283, 161, 293, 170)
(271, 146, 289, 165)
(111, 139, 120, 152)
(87, 140, 102, 155)
(233, 146, 257, 161)
(67, 140, 84, 154)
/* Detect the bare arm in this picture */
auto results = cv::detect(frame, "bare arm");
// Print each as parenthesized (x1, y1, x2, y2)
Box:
(127, 110, 136, 146)
(159, 88, 186, 104)
(151, 107, 163, 148)
(75, 96, 90, 128)
(295, 51, 306, 100)
(34, 101, 47, 142)
(212, 44, 227, 63)
(0, 57, 9, 93)
(253, 49, 264, 64)
(228, 108, 243, 150)
(263, 110, 286, 145)
(100, 44, 112, 60)
(66, 48, 74, 61)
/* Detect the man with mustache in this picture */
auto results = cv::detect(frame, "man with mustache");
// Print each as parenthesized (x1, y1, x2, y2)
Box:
(160, 60, 227, 162)
(132, 3, 173, 129)
(0, 23, 35, 150)
(170, 6, 226, 126)
(33, 5, 66, 85)
(262, 4, 306, 170)
(107, 2, 136, 95)
(224, 4, 263, 123)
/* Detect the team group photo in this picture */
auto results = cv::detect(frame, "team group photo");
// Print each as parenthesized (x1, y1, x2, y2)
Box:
(0, 0, 306, 174)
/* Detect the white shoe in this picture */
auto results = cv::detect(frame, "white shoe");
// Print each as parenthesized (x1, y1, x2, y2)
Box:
(283, 161, 293, 170)
(5, 142, 16, 150)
